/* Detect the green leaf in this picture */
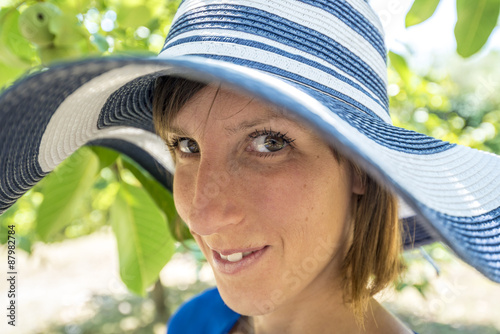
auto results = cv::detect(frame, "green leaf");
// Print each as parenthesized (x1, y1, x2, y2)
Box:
(121, 156, 192, 241)
(49, 13, 87, 47)
(147, 17, 160, 32)
(455, 0, 500, 58)
(36, 147, 100, 241)
(53, 0, 94, 17)
(0, 61, 25, 88)
(89, 146, 119, 170)
(0, 8, 35, 67)
(116, 4, 151, 28)
(38, 44, 80, 65)
(110, 181, 175, 295)
(389, 51, 412, 85)
(405, 0, 441, 27)
(17, 235, 33, 254)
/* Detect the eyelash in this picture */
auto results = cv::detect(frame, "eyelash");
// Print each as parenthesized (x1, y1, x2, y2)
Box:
(166, 128, 296, 157)
(166, 136, 190, 153)
(248, 128, 296, 152)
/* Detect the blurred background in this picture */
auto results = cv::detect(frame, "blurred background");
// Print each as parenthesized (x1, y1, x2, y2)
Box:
(1, 0, 500, 333)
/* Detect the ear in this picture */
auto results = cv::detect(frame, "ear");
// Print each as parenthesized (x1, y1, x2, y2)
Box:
(351, 165, 366, 195)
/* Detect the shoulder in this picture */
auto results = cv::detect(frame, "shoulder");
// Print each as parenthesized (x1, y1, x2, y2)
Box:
(167, 287, 241, 334)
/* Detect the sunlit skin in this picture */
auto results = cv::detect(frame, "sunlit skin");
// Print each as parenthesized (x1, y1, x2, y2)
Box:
(168, 85, 412, 334)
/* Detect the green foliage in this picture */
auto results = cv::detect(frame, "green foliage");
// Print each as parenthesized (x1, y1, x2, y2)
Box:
(110, 180, 175, 295)
(388, 51, 411, 86)
(388, 50, 500, 154)
(405, 0, 441, 27)
(116, 3, 152, 28)
(0, 7, 36, 71)
(36, 147, 100, 242)
(122, 156, 193, 241)
(455, 0, 500, 57)
(0, 0, 183, 296)
(89, 146, 120, 170)
(405, 0, 500, 58)
(0, 0, 182, 87)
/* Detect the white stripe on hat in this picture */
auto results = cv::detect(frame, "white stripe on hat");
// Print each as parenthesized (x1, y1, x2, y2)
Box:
(343, 0, 385, 36)
(171, 0, 387, 84)
(164, 28, 385, 110)
(160, 43, 392, 123)
(38, 65, 175, 174)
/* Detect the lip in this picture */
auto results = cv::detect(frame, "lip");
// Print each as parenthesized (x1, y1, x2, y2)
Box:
(214, 246, 267, 256)
(211, 246, 269, 275)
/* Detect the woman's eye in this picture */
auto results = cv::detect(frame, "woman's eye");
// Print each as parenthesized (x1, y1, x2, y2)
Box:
(178, 138, 199, 154)
(248, 131, 293, 153)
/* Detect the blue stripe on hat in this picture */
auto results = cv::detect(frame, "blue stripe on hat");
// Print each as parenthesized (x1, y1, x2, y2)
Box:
(303, 88, 457, 154)
(297, 0, 386, 60)
(165, 5, 388, 109)
(440, 207, 500, 235)
(194, 54, 384, 120)
(433, 207, 500, 248)
(165, 35, 388, 111)
(99, 73, 157, 132)
(339, 112, 456, 154)
(411, 196, 500, 279)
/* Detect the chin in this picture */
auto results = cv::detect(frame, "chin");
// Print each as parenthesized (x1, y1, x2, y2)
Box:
(216, 279, 282, 316)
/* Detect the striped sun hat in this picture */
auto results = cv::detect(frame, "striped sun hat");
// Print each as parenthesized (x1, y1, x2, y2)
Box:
(1, 0, 499, 282)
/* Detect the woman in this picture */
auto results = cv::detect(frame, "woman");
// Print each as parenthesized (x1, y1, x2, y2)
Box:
(154, 79, 410, 333)
(0, 0, 499, 333)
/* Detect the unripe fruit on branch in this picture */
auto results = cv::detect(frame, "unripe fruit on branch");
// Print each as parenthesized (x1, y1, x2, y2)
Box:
(19, 3, 62, 47)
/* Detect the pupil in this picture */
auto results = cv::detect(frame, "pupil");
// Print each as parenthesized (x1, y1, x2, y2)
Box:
(264, 136, 284, 152)
(188, 139, 199, 153)
(37, 13, 45, 21)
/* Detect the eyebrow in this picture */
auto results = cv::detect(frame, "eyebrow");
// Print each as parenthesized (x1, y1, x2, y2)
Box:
(224, 108, 284, 135)
(168, 106, 301, 137)
(167, 125, 190, 137)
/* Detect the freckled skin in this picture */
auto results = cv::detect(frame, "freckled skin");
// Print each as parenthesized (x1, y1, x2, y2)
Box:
(170, 85, 410, 333)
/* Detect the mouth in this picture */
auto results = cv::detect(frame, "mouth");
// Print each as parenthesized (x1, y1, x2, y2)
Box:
(217, 249, 260, 262)
(211, 246, 269, 274)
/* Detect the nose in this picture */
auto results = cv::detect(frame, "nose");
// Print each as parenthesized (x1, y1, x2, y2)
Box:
(187, 156, 243, 236)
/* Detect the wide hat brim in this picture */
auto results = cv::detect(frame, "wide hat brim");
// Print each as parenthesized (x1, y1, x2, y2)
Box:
(1, 56, 499, 282)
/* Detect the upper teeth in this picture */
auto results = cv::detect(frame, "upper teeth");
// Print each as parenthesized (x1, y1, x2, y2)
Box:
(220, 251, 253, 262)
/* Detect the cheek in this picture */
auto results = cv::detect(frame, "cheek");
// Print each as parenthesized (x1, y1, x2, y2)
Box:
(244, 167, 321, 239)
(172, 168, 194, 222)
(251, 162, 353, 247)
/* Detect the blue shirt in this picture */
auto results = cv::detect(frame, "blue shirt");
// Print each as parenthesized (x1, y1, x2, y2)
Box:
(168, 288, 240, 334)
(167, 288, 418, 334)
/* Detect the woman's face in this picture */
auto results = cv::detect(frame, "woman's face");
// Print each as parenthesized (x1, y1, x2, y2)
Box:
(169, 85, 364, 315)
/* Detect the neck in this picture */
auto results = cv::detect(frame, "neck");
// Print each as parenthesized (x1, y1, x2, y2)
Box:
(234, 286, 412, 334)
(251, 284, 361, 334)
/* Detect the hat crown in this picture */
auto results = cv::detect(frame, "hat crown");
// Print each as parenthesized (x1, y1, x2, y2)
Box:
(160, 0, 390, 123)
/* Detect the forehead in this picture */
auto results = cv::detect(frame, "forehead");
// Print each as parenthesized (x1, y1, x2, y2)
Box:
(170, 83, 308, 134)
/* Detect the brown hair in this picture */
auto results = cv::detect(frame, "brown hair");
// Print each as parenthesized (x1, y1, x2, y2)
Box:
(342, 162, 402, 321)
(152, 76, 403, 322)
